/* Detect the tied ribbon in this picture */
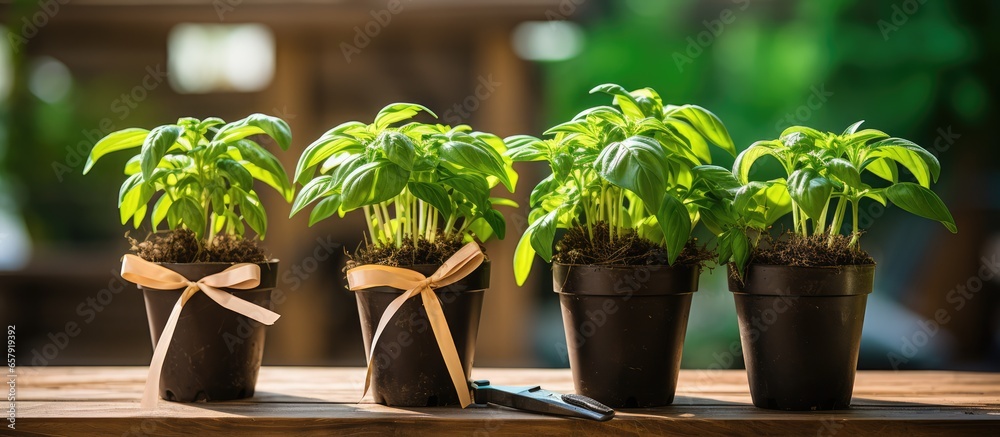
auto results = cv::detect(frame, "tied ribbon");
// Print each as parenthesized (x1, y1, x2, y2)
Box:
(120, 254, 281, 409)
(346, 242, 484, 408)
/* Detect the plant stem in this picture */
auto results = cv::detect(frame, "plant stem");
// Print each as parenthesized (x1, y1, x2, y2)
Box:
(418, 199, 426, 241)
(412, 195, 419, 248)
(394, 198, 403, 248)
(457, 217, 471, 235)
(828, 197, 848, 246)
(430, 209, 438, 241)
(371, 202, 386, 245)
(616, 188, 625, 239)
(815, 201, 830, 236)
(363, 205, 377, 244)
(444, 214, 457, 237)
(791, 204, 801, 235)
(849, 198, 860, 247)
(379, 202, 394, 247)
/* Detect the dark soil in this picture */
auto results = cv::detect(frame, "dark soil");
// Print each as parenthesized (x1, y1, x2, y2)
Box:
(748, 232, 875, 267)
(128, 229, 268, 263)
(346, 233, 469, 269)
(553, 222, 712, 266)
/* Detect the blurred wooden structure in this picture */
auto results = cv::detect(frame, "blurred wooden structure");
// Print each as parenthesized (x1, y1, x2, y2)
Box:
(0, 0, 563, 366)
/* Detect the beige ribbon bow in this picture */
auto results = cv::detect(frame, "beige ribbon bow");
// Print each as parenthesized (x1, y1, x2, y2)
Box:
(346, 242, 484, 408)
(119, 254, 281, 409)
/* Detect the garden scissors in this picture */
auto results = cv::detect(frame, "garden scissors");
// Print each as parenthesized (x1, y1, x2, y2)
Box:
(470, 380, 615, 421)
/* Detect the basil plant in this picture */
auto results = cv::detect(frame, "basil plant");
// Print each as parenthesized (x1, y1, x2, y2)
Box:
(712, 121, 958, 275)
(291, 103, 517, 247)
(508, 84, 736, 285)
(84, 114, 294, 246)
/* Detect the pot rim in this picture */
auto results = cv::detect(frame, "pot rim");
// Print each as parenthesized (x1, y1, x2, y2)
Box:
(152, 259, 280, 267)
(729, 263, 875, 296)
(351, 258, 492, 270)
(552, 261, 702, 269)
(742, 262, 876, 270)
(553, 262, 699, 296)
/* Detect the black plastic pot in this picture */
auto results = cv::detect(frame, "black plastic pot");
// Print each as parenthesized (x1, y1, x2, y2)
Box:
(553, 262, 699, 408)
(728, 264, 875, 411)
(141, 261, 279, 402)
(354, 261, 489, 407)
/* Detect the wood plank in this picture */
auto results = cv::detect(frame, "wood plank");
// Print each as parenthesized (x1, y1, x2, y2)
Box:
(12, 367, 1000, 436)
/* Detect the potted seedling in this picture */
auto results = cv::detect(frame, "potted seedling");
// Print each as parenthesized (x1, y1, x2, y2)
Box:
(712, 121, 957, 410)
(508, 84, 736, 407)
(84, 114, 294, 405)
(291, 103, 516, 407)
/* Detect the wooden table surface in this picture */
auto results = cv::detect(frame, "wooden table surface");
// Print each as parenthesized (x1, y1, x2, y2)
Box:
(13, 367, 1000, 436)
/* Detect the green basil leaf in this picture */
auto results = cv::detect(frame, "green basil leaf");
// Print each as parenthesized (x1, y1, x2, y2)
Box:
(341, 160, 409, 210)
(847, 128, 889, 145)
(505, 135, 549, 162)
(759, 180, 792, 225)
(240, 192, 268, 237)
(489, 197, 519, 208)
(692, 165, 741, 193)
(309, 195, 342, 226)
(378, 131, 417, 171)
(825, 158, 862, 188)
(543, 120, 593, 136)
(171, 197, 206, 239)
(528, 209, 559, 262)
(442, 174, 490, 208)
(295, 135, 364, 184)
(140, 125, 182, 180)
(733, 140, 782, 183)
(732, 231, 750, 278)
(440, 139, 513, 191)
(656, 194, 691, 264)
(217, 158, 253, 189)
(232, 140, 293, 201)
(214, 113, 292, 150)
(665, 104, 736, 156)
(209, 185, 227, 215)
(589, 83, 645, 119)
(85, 128, 150, 174)
(595, 136, 668, 212)
(842, 120, 864, 136)
(717, 229, 734, 265)
(151, 194, 173, 229)
(885, 182, 957, 233)
(869, 138, 940, 187)
(290, 175, 334, 217)
(865, 158, 899, 183)
(513, 228, 537, 286)
(530, 174, 558, 208)
(408, 181, 454, 216)
(197, 117, 225, 134)
(482, 208, 506, 240)
(664, 118, 711, 164)
(787, 168, 834, 221)
(373, 103, 436, 131)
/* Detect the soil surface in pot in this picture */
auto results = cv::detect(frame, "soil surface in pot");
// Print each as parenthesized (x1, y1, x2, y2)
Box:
(346, 233, 466, 268)
(746, 232, 875, 268)
(128, 229, 267, 263)
(554, 222, 711, 266)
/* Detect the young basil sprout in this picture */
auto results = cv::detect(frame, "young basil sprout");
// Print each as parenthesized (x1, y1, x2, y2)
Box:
(291, 103, 517, 248)
(508, 83, 736, 285)
(84, 114, 294, 247)
(715, 121, 957, 275)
